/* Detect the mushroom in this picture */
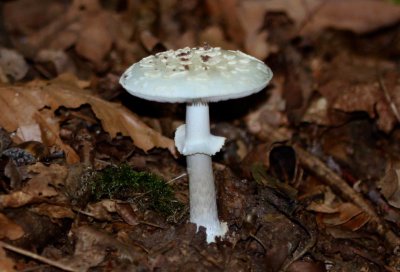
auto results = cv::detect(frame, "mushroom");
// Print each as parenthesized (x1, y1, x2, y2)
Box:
(120, 46, 273, 243)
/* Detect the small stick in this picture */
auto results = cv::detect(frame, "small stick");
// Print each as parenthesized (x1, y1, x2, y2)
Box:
(248, 233, 267, 252)
(166, 173, 187, 185)
(0, 241, 78, 272)
(138, 220, 166, 229)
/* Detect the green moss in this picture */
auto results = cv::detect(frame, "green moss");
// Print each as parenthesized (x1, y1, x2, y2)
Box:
(92, 164, 183, 216)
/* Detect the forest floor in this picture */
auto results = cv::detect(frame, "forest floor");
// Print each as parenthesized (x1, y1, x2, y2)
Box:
(1, 0, 400, 271)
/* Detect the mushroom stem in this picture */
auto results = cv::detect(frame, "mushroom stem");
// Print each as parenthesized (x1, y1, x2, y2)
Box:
(185, 102, 227, 243)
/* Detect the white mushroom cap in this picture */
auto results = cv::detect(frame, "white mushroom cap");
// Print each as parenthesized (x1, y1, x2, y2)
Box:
(120, 46, 273, 103)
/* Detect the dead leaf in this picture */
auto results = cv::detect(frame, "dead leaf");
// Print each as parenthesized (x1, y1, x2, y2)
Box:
(85, 199, 117, 221)
(302, 95, 330, 125)
(378, 164, 400, 209)
(75, 12, 115, 68)
(15, 123, 42, 143)
(301, 0, 400, 35)
(3, 0, 66, 36)
(246, 75, 289, 138)
(322, 202, 363, 226)
(307, 185, 370, 231)
(205, 0, 246, 46)
(0, 163, 67, 208)
(199, 26, 237, 50)
(0, 191, 37, 209)
(115, 203, 139, 226)
(140, 31, 161, 52)
(287, 260, 326, 272)
(0, 48, 28, 81)
(35, 49, 76, 76)
(0, 246, 16, 272)
(34, 109, 81, 164)
(317, 53, 399, 132)
(309, 201, 370, 231)
(238, 1, 277, 59)
(257, 0, 400, 35)
(4, 160, 24, 189)
(5, 0, 119, 68)
(0, 75, 176, 163)
(0, 213, 24, 240)
(60, 225, 135, 271)
(27, 162, 68, 188)
(30, 203, 75, 219)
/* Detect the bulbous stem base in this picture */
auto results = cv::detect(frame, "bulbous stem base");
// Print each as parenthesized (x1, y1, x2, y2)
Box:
(187, 153, 227, 242)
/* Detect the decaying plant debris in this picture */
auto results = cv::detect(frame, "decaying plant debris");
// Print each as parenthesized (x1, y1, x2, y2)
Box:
(2, 0, 400, 271)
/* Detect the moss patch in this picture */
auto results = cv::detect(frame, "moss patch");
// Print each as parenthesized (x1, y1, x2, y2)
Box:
(92, 164, 183, 216)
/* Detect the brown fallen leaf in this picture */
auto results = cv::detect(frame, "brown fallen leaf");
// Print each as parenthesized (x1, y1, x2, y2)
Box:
(246, 75, 289, 137)
(238, 1, 278, 59)
(378, 163, 400, 209)
(60, 225, 135, 271)
(0, 163, 67, 208)
(309, 201, 370, 231)
(0, 48, 29, 81)
(0, 75, 176, 163)
(115, 203, 139, 226)
(205, 0, 246, 46)
(287, 260, 326, 272)
(3, 0, 66, 37)
(75, 11, 116, 68)
(0, 246, 16, 272)
(199, 26, 237, 50)
(301, 0, 400, 35)
(34, 108, 81, 164)
(317, 53, 399, 132)
(30, 203, 75, 219)
(35, 49, 77, 76)
(0, 191, 38, 209)
(85, 199, 117, 221)
(256, 0, 400, 35)
(0, 213, 24, 240)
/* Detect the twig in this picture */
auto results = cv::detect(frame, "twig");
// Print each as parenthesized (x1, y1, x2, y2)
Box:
(166, 173, 187, 185)
(253, 123, 400, 249)
(138, 220, 167, 229)
(248, 233, 267, 253)
(0, 241, 78, 272)
(281, 223, 317, 271)
(294, 146, 400, 247)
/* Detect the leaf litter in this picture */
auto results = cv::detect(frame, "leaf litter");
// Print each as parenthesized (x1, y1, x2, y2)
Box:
(2, 0, 400, 271)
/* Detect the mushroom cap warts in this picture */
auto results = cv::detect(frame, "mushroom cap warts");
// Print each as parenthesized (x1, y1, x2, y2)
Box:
(120, 46, 273, 103)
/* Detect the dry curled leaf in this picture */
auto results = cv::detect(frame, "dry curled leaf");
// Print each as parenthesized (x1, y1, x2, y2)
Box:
(379, 164, 400, 209)
(30, 203, 75, 219)
(0, 246, 16, 272)
(59, 226, 135, 271)
(257, 0, 400, 35)
(0, 75, 176, 163)
(75, 12, 115, 68)
(309, 201, 370, 231)
(85, 199, 117, 221)
(317, 54, 399, 132)
(0, 163, 67, 208)
(0, 47, 28, 81)
(0, 213, 24, 240)
(301, 0, 400, 35)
